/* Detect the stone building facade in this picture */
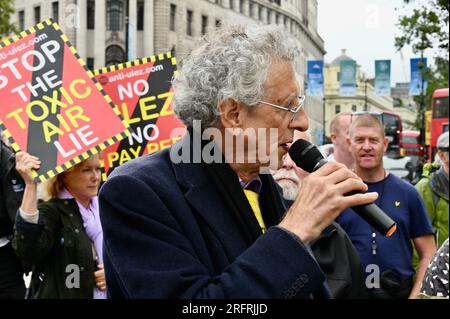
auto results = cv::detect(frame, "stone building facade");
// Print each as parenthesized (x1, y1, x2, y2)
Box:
(10, 0, 326, 140)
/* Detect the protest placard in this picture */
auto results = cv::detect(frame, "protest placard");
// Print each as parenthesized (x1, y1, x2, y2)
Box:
(94, 52, 185, 179)
(0, 19, 130, 182)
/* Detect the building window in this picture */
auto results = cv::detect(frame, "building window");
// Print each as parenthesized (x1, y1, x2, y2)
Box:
(239, 0, 244, 13)
(18, 10, 25, 31)
(105, 45, 126, 66)
(249, 1, 254, 18)
(258, 5, 263, 21)
(266, 9, 271, 23)
(52, 2, 59, 23)
(230, 0, 234, 10)
(170, 4, 176, 31)
(87, 0, 95, 30)
(201, 15, 208, 35)
(34, 6, 41, 24)
(107, 0, 124, 31)
(137, 0, 144, 30)
(215, 0, 222, 5)
(186, 10, 193, 36)
(216, 19, 221, 28)
(335, 105, 341, 114)
(352, 105, 357, 112)
(86, 57, 95, 70)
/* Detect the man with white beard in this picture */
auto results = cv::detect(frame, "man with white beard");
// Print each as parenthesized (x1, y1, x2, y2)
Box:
(272, 131, 311, 202)
(272, 131, 367, 299)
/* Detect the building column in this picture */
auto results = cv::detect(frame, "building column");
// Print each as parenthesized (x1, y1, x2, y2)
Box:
(252, 2, 259, 19)
(260, 6, 267, 24)
(76, 0, 87, 59)
(231, 0, 238, 12)
(128, 0, 137, 60)
(242, 0, 249, 16)
(143, 0, 154, 56)
(94, 0, 106, 68)
(270, 10, 276, 24)
(223, 0, 231, 9)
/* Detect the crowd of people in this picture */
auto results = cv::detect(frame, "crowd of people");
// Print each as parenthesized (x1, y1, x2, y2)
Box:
(0, 24, 448, 299)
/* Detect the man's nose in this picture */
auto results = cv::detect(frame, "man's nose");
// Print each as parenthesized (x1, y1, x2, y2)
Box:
(288, 108, 309, 132)
(282, 153, 296, 169)
(362, 140, 372, 149)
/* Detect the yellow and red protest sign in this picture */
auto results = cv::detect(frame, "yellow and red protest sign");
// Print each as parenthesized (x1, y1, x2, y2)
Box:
(94, 52, 185, 180)
(0, 19, 129, 182)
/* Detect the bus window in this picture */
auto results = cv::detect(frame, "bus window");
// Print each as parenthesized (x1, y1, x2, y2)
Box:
(429, 88, 449, 160)
(433, 96, 449, 118)
(402, 136, 420, 144)
(383, 113, 400, 134)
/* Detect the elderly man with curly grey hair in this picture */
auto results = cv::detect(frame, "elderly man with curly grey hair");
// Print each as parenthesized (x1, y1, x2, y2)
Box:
(99, 24, 377, 299)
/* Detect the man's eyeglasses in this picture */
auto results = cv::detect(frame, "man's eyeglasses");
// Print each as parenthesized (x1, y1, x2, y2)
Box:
(258, 95, 306, 122)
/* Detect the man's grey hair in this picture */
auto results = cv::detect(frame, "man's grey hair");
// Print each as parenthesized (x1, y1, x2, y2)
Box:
(173, 24, 298, 128)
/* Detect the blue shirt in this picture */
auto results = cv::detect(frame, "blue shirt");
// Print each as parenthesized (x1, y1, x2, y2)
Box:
(336, 173, 433, 279)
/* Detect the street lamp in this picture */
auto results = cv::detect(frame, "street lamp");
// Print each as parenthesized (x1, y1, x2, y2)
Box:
(125, 0, 130, 60)
(364, 78, 368, 111)
(418, 54, 427, 160)
(322, 96, 326, 145)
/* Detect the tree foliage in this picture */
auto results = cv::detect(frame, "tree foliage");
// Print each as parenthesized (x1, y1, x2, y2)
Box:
(396, 0, 449, 59)
(0, 0, 17, 38)
(395, 0, 449, 132)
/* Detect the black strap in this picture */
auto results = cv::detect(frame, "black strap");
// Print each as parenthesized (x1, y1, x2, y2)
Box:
(258, 173, 286, 226)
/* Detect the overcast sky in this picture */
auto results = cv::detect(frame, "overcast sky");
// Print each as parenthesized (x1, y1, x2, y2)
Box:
(317, 0, 428, 86)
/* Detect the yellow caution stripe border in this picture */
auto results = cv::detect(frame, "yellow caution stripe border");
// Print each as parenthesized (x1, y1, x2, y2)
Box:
(0, 122, 19, 152)
(92, 51, 176, 77)
(35, 130, 130, 183)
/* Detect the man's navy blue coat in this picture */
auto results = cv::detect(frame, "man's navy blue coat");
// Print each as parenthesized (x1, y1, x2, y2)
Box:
(99, 135, 327, 298)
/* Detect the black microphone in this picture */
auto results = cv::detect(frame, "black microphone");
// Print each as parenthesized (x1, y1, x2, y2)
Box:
(288, 139, 397, 237)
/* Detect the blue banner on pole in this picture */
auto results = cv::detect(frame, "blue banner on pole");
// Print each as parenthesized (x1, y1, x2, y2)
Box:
(409, 58, 427, 96)
(307, 60, 324, 96)
(339, 60, 356, 96)
(374, 60, 391, 96)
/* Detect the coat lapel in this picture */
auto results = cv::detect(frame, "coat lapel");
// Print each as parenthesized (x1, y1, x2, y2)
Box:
(170, 136, 250, 259)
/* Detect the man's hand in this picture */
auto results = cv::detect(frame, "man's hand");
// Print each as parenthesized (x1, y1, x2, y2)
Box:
(279, 162, 378, 245)
(94, 264, 107, 291)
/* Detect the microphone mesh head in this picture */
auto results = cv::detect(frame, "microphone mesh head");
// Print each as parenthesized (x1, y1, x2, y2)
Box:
(288, 139, 324, 173)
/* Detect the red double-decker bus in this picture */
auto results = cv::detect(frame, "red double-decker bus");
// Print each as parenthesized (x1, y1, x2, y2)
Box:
(401, 131, 423, 157)
(429, 88, 449, 160)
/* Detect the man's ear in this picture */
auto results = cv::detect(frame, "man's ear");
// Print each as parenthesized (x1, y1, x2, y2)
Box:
(383, 136, 389, 152)
(218, 98, 245, 129)
(346, 136, 351, 147)
(331, 133, 337, 144)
